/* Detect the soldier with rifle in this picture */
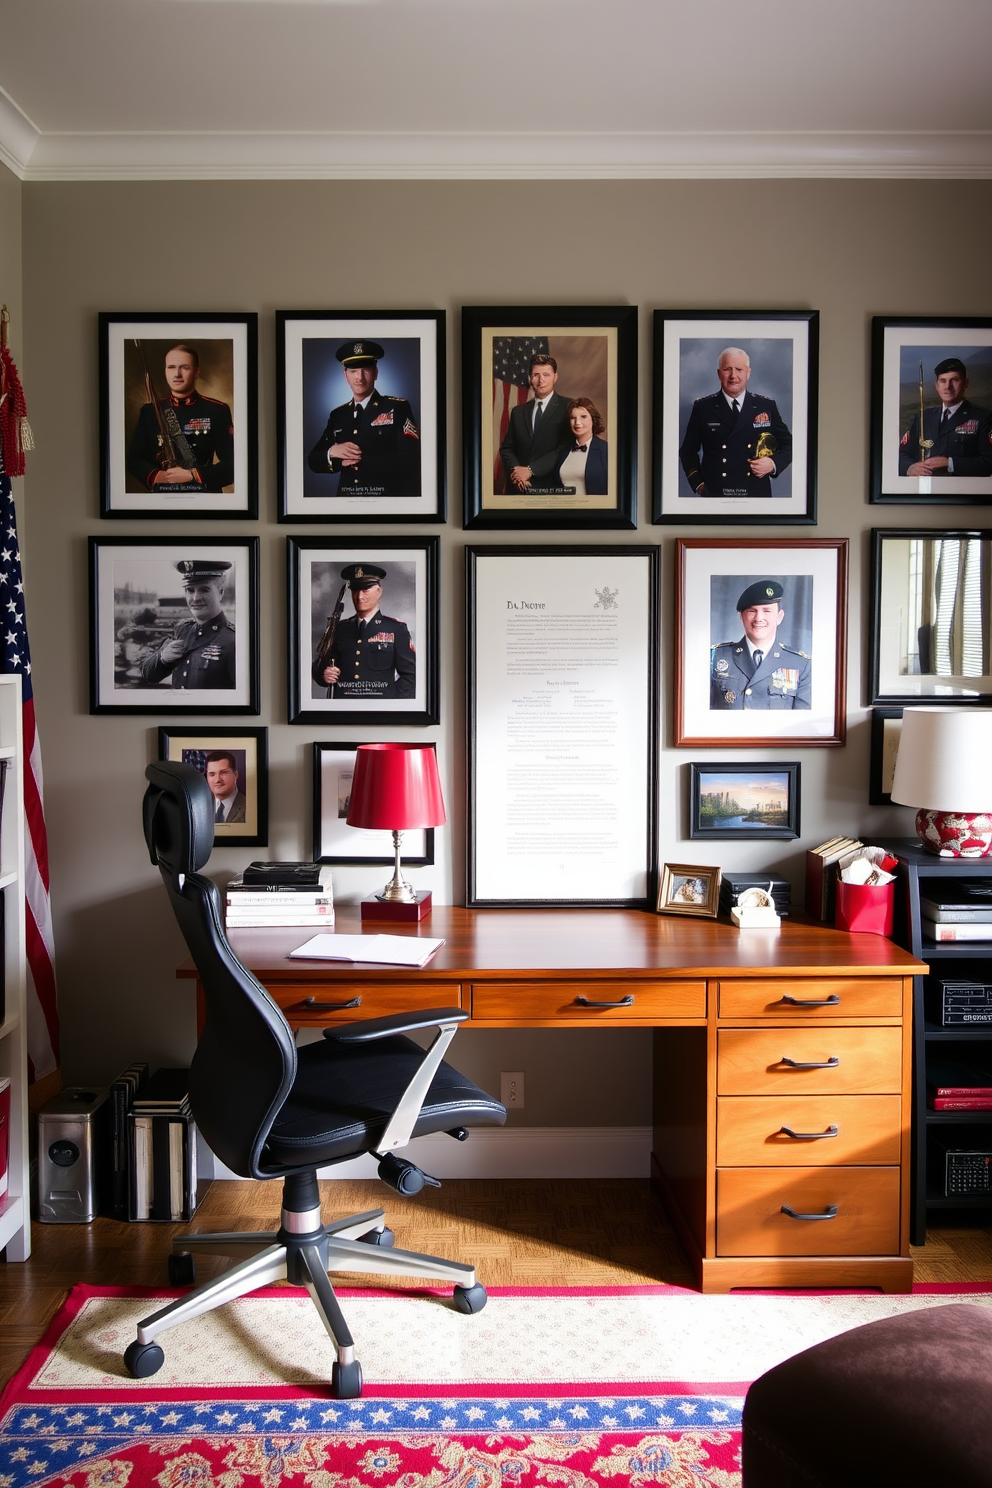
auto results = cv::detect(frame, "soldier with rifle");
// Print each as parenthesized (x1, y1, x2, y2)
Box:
(311, 563, 416, 701)
(899, 357, 992, 478)
(128, 342, 235, 494)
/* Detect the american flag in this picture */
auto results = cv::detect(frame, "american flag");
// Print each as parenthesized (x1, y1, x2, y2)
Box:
(492, 335, 548, 492)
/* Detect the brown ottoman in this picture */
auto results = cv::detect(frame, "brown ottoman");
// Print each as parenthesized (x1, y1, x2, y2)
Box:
(742, 1302, 992, 1487)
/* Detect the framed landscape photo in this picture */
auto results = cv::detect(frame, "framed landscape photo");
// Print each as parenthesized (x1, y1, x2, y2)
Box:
(869, 708, 903, 805)
(657, 863, 721, 919)
(288, 535, 439, 726)
(312, 741, 435, 866)
(159, 727, 268, 846)
(675, 538, 848, 748)
(653, 310, 818, 525)
(277, 310, 445, 522)
(461, 305, 637, 530)
(870, 316, 992, 505)
(89, 537, 259, 714)
(689, 761, 800, 841)
(99, 312, 257, 520)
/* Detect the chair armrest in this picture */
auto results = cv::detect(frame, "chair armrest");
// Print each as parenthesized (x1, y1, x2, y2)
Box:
(323, 1007, 466, 1043)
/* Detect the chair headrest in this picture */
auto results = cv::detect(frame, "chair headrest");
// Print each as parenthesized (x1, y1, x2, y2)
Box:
(143, 760, 215, 874)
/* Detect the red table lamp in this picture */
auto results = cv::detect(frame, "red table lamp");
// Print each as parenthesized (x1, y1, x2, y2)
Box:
(347, 743, 446, 920)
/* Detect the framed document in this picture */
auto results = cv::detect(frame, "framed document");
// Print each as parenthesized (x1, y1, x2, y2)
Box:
(466, 545, 658, 906)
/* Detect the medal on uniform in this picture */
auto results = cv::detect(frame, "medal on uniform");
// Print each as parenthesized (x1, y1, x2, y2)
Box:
(771, 668, 798, 692)
(716, 658, 729, 672)
(724, 689, 737, 705)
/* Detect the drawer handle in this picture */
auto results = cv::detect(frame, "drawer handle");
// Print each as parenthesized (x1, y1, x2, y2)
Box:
(781, 1204, 839, 1221)
(779, 1055, 839, 1070)
(573, 995, 634, 1008)
(779, 1124, 839, 1141)
(779, 994, 840, 1007)
(301, 995, 362, 1010)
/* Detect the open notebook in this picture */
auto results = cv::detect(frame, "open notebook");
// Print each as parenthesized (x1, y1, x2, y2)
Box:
(289, 933, 445, 969)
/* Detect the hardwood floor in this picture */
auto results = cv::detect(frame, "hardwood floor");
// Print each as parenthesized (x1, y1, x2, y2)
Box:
(2, 1178, 990, 1389)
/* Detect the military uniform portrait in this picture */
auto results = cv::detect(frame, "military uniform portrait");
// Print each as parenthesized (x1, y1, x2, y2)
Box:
(709, 576, 812, 711)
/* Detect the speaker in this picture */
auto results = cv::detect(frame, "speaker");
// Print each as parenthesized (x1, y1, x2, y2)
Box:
(36, 1087, 110, 1223)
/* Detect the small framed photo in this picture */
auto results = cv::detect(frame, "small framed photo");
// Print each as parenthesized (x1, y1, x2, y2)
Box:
(99, 312, 257, 519)
(159, 728, 268, 845)
(461, 305, 637, 530)
(288, 536, 439, 726)
(277, 310, 445, 522)
(689, 761, 800, 840)
(869, 708, 903, 805)
(675, 538, 848, 748)
(89, 537, 259, 715)
(653, 310, 818, 525)
(312, 742, 436, 865)
(657, 863, 721, 918)
(870, 316, 992, 504)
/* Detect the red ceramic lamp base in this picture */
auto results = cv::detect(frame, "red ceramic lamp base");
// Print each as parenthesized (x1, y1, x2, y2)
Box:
(916, 808, 992, 857)
(360, 891, 433, 922)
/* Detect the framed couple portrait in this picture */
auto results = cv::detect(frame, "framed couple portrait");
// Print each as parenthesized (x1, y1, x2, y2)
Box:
(312, 741, 437, 866)
(276, 310, 445, 522)
(461, 305, 637, 530)
(99, 312, 258, 520)
(652, 310, 818, 526)
(159, 727, 268, 846)
(675, 538, 848, 748)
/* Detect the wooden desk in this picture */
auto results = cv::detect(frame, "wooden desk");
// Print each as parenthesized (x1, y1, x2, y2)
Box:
(179, 906, 925, 1293)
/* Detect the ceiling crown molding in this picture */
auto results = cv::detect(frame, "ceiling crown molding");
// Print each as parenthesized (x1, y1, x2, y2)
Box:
(0, 89, 39, 178)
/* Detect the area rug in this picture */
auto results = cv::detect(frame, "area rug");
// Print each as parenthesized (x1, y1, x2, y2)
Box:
(3, 1283, 991, 1488)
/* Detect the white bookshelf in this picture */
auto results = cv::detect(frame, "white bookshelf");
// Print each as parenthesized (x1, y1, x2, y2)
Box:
(0, 675, 29, 1260)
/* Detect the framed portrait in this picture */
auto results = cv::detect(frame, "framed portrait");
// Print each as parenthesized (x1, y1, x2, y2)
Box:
(288, 536, 439, 726)
(869, 708, 903, 805)
(657, 864, 721, 919)
(653, 310, 818, 525)
(312, 741, 435, 866)
(461, 305, 637, 530)
(89, 537, 259, 715)
(870, 316, 992, 505)
(689, 761, 800, 841)
(675, 538, 848, 748)
(277, 310, 445, 522)
(868, 528, 992, 705)
(159, 727, 268, 846)
(467, 545, 658, 907)
(99, 312, 257, 520)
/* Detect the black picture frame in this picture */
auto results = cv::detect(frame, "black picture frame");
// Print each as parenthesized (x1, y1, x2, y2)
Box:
(689, 760, 800, 840)
(461, 305, 637, 530)
(159, 727, 268, 846)
(276, 310, 446, 523)
(653, 310, 818, 525)
(869, 708, 903, 805)
(288, 536, 439, 726)
(312, 741, 436, 866)
(99, 311, 258, 520)
(89, 536, 260, 715)
(870, 316, 992, 505)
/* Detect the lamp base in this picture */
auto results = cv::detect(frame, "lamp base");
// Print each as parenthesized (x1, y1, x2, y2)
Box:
(916, 808, 992, 857)
(360, 890, 433, 922)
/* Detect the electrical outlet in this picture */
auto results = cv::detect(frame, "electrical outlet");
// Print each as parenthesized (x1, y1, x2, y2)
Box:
(501, 1070, 525, 1110)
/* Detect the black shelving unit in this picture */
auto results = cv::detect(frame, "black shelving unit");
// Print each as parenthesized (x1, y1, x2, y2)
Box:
(882, 838, 992, 1245)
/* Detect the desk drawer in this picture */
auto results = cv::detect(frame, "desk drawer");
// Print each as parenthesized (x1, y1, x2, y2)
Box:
(717, 1167, 901, 1256)
(718, 977, 903, 1019)
(269, 982, 461, 1026)
(470, 980, 705, 1022)
(716, 1095, 903, 1166)
(718, 1028, 902, 1095)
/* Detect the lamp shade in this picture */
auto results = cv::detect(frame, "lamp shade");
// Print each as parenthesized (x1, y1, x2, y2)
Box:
(346, 743, 447, 831)
(890, 708, 992, 812)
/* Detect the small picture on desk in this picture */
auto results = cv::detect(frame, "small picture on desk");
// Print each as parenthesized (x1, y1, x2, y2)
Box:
(312, 742, 434, 865)
(159, 727, 268, 845)
(657, 862, 721, 918)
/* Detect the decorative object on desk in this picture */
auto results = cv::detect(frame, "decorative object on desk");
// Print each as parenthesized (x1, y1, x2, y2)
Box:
(890, 706, 992, 856)
(226, 866, 334, 929)
(347, 742, 446, 922)
(804, 836, 864, 923)
(311, 741, 434, 868)
(834, 845, 898, 936)
(719, 873, 791, 919)
(731, 884, 781, 930)
(159, 727, 267, 846)
(689, 760, 800, 840)
(869, 707, 903, 804)
(241, 860, 323, 887)
(657, 862, 721, 919)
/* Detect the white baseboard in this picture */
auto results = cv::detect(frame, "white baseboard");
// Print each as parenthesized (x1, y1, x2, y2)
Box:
(197, 1126, 653, 1183)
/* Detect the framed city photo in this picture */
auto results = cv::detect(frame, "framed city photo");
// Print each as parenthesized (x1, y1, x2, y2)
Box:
(277, 310, 445, 522)
(689, 761, 800, 841)
(89, 537, 259, 715)
(461, 305, 637, 530)
(869, 708, 903, 805)
(653, 310, 818, 526)
(99, 312, 257, 519)
(288, 536, 439, 726)
(675, 538, 848, 748)
(870, 316, 992, 505)
(159, 727, 268, 846)
(312, 741, 435, 866)
(657, 863, 721, 919)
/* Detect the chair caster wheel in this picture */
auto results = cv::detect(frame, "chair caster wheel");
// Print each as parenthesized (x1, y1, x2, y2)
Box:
(331, 1359, 363, 1399)
(452, 1283, 487, 1315)
(358, 1226, 395, 1248)
(168, 1252, 196, 1285)
(124, 1340, 165, 1378)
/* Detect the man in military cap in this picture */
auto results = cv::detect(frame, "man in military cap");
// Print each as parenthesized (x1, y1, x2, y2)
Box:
(307, 341, 420, 499)
(899, 358, 992, 477)
(127, 344, 235, 494)
(679, 347, 792, 499)
(312, 563, 416, 701)
(498, 353, 572, 493)
(140, 560, 236, 689)
(711, 579, 811, 710)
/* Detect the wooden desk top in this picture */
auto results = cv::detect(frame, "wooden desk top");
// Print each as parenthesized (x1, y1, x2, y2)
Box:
(177, 906, 927, 984)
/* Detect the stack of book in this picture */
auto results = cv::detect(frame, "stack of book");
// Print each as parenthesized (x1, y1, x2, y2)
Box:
(804, 837, 864, 922)
(129, 1067, 202, 1222)
(719, 874, 791, 919)
(108, 1060, 148, 1219)
(921, 879, 992, 944)
(226, 862, 334, 929)
(927, 1057, 992, 1111)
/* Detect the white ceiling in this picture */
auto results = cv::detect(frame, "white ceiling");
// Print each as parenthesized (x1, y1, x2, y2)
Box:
(2, 0, 992, 180)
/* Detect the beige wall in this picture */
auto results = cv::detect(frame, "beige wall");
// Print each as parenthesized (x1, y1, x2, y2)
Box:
(18, 177, 992, 1124)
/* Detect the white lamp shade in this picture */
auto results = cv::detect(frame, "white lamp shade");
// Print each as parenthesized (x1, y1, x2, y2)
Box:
(890, 707, 992, 812)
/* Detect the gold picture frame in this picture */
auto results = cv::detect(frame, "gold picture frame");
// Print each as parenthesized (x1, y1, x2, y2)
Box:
(657, 862, 722, 918)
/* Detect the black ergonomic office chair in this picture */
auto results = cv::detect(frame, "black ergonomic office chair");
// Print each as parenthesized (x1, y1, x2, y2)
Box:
(128, 761, 506, 1397)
